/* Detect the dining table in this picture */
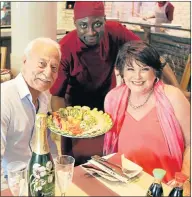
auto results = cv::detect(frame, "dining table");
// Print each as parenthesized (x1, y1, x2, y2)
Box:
(1, 153, 172, 196)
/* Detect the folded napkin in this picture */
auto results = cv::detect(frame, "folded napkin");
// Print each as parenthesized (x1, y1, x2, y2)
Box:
(121, 154, 143, 178)
(84, 153, 143, 183)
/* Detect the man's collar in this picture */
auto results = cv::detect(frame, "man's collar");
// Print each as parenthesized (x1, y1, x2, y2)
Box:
(15, 73, 31, 99)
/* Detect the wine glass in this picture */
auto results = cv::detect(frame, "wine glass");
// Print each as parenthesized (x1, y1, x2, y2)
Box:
(55, 155, 75, 196)
(7, 161, 28, 196)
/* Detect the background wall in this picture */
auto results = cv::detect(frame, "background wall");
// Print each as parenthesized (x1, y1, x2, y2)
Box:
(57, 2, 75, 31)
(57, 1, 191, 30)
(171, 1, 191, 29)
(56, 1, 190, 89)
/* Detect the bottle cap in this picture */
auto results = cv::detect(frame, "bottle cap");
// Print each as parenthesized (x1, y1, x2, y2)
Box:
(175, 172, 188, 184)
(153, 168, 166, 180)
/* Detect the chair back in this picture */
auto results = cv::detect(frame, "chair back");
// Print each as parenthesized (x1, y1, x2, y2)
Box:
(1, 47, 7, 69)
(180, 54, 191, 91)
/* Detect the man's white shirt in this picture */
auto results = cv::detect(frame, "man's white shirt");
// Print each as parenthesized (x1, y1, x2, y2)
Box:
(1, 73, 57, 176)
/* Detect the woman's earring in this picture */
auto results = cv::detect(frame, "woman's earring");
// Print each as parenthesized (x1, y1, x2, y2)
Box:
(121, 75, 125, 84)
(156, 77, 159, 83)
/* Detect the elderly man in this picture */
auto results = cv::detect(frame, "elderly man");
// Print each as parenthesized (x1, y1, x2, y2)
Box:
(1, 37, 61, 176)
(50, 1, 181, 165)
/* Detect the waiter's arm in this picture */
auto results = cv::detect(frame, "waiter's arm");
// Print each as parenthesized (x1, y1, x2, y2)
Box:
(51, 96, 66, 111)
(166, 3, 174, 22)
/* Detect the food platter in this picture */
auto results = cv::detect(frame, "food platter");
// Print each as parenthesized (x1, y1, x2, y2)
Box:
(47, 106, 113, 138)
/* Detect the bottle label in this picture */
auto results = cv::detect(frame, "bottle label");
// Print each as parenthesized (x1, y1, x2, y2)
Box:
(29, 160, 55, 196)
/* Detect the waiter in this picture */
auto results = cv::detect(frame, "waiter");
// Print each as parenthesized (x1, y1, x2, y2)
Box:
(143, 1, 174, 32)
(50, 1, 179, 165)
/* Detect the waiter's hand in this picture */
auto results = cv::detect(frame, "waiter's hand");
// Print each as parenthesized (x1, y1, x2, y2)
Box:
(51, 96, 66, 112)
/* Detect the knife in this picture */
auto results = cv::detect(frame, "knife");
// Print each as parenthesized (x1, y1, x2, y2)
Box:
(90, 157, 128, 183)
(92, 155, 138, 175)
(91, 156, 117, 171)
(92, 155, 122, 169)
(82, 164, 108, 174)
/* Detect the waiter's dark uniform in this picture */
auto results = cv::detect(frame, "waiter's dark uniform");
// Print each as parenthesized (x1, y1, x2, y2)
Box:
(50, 21, 140, 165)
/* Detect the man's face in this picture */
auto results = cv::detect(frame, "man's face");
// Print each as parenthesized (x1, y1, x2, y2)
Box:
(158, 1, 166, 7)
(75, 16, 106, 46)
(22, 42, 60, 92)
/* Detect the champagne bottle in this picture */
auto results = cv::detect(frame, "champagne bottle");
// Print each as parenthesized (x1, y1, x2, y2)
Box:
(28, 113, 55, 196)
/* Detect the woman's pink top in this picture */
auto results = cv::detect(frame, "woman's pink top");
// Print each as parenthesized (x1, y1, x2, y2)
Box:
(118, 107, 180, 182)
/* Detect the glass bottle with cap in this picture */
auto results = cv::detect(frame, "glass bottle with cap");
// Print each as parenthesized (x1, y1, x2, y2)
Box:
(28, 113, 55, 196)
(168, 172, 188, 197)
(146, 168, 166, 196)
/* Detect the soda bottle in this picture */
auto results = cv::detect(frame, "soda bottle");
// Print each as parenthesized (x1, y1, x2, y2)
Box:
(146, 168, 166, 196)
(168, 172, 188, 197)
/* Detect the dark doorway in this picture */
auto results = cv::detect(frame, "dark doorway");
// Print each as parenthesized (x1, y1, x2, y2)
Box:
(66, 1, 75, 9)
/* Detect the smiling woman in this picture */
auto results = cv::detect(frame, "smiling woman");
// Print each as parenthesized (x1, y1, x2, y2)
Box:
(104, 40, 190, 184)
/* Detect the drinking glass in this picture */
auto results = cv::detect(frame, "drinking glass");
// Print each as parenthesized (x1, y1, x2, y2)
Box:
(7, 161, 28, 196)
(55, 155, 75, 196)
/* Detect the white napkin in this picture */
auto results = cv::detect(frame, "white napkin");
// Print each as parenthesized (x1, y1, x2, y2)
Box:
(121, 154, 143, 178)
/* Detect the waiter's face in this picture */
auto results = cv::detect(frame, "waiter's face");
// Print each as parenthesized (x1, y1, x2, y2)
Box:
(75, 16, 106, 46)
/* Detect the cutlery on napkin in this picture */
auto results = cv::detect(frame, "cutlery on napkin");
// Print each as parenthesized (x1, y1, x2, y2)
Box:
(87, 154, 143, 182)
(92, 155, 138, 174)
(89, 156, 128, 183)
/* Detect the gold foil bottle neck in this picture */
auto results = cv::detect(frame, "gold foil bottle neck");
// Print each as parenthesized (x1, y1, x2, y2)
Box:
(35, 113, 47, 129)
(33, 113, 50, 155)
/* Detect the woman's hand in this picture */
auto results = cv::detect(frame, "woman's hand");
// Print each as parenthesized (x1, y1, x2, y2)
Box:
(167, 178, 191, 196)
(183, 91, 191, 101)
(183, 179, 191, 196)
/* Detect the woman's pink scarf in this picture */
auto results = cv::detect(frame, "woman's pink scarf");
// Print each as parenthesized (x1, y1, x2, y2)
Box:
(103, 80, 184, 169)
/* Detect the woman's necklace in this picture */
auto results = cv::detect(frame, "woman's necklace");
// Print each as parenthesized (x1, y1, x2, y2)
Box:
(129, 89, 153, 110)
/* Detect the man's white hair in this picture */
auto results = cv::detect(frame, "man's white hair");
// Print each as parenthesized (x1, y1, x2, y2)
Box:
(24, 37, 61, 60)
